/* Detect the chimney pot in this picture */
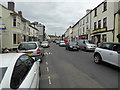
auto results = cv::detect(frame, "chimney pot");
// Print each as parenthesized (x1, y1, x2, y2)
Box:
(18, 11, 22, 16)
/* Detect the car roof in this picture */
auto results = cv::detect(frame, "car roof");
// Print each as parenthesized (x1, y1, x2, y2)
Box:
(102, 42, 120, 44)
(20, 42, 39, 44)
(0, 53, 24, 68)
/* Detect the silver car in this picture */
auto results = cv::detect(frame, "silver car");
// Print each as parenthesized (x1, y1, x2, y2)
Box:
(77, 39, 97, 51)
(41, 41, 49, 48)
(17, 42, 44, 63)
(94, 42, 120, 67)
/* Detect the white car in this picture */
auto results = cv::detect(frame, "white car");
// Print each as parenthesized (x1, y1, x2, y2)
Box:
(0, 53, 40, 89)
(59, 41, 66, 47)
(17, 42, 44, 63)
(94, 42, 120, 67)
(41, 41, 49, 48)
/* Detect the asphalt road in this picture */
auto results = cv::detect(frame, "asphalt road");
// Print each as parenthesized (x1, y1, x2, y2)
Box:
(40, 42, 119, 88)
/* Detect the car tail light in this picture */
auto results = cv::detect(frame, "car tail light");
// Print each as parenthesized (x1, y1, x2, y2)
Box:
(36, 49, 40, 54)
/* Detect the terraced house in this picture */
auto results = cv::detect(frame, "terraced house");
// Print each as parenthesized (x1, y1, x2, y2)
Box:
(65, 0, 120, 43)
(0, 2, 43, 50)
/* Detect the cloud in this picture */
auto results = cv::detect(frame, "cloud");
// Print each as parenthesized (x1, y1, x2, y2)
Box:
(2, 1, 103, 35)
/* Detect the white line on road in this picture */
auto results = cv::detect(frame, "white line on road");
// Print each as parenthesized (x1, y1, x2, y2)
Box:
(46, 67, 49, 72)
(46, 62, 48, 65)
(48, 76, 52, 84)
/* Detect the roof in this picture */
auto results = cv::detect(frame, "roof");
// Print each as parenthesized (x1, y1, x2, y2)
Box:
(0, 53, 24, 67)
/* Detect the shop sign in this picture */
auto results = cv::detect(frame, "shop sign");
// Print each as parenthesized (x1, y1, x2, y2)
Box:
(92, 28, 106, 33)
(0, 24, 6, 30)
(86, 29, 91, 34)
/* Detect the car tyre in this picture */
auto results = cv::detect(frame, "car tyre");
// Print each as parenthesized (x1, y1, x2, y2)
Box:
(94, 54, 102, 64)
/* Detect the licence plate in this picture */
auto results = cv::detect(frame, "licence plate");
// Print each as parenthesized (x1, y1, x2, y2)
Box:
(26, 52, 32, 55)
(73, 48, 77, 49)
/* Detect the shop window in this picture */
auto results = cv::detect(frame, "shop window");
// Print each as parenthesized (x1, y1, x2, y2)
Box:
(103, 17, 107, 28)
(98, 20, 101, 29)
(13, 34, 16, 44)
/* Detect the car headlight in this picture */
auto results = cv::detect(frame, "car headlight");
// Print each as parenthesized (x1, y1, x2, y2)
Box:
(70, 46, 73, 48)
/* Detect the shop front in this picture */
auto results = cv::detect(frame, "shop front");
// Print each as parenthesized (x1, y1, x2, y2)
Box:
(79, 34, 88, 39)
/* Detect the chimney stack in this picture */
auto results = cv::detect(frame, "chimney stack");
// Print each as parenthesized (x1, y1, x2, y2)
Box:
(18, 11, 22, 17)
(8, 1, 15, 11)
(86, 9, 92, 14)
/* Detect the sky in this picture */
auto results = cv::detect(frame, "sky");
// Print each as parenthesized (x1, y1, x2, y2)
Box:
(2, 0, 104, 36)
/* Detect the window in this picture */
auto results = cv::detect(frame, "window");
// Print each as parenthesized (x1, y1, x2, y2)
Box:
(83, 19, 85, 25)
(112, 44, 120, 51)
(103, 2, 107, 12)
(99, 43, 112, 50)
(98, 20, 101, 29)
(94, 8, 97, 17)
(103, 17, 107, 28)
(102, 34, 107, 42)
(13, 16, 16, 27)
(10, 55, 34, 89)
(86, 17, 89, 23)
(13, 34, 16, 44)
(0, 67, 7, 84)
(86, 25, 88, 30)
(83, 27, 85, 34)
(18, 43, 37, 50)
(94, 22, 97, 30)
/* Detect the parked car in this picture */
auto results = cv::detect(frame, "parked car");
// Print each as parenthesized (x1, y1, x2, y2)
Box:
(56, 40, 60, 44)
(77, 39, 97, 51)
(65, 41, 80, 51)
(94, 42, 120, 67)
(41, 41, 50, 48)
(17, 42, 44, 63)
(59, 41, 66, 47)
(0, 53, 40, 89)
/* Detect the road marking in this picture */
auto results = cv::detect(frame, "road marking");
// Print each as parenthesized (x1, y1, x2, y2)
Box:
(48, 76, 52, 84)
(46, 67, 49, 72)
(46, 62, 48, 65)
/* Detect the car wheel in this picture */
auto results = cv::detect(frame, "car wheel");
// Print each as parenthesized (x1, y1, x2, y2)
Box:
(94, 54, 102, 64)
(84, 47, 87, 51)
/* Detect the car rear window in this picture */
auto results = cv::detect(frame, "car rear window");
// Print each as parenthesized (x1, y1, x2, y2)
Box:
(18, 43, 37, 50)
(0, 67, 7, 84)
(69, 42, 77, 45)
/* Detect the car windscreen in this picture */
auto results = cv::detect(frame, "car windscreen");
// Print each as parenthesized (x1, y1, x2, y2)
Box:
(69, 42, 77, 45)
(86, 40, 95, 44)
(0, 67, 7, 84)
(18, 43, 37, 50)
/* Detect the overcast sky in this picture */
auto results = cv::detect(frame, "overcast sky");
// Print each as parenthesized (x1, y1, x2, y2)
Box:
(2, 0, 104, 36)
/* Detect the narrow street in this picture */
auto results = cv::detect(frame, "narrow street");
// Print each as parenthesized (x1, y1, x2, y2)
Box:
(40, 43, 119, 88)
